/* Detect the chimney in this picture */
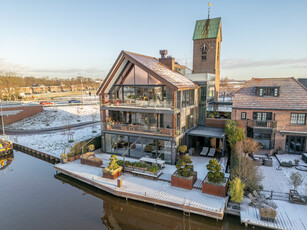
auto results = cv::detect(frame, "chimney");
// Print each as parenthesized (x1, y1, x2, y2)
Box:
(159, 50, 175, 71)
(160, 50, 168, 59)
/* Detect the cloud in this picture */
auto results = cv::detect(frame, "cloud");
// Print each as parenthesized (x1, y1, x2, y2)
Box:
(221, 57, 307, 69)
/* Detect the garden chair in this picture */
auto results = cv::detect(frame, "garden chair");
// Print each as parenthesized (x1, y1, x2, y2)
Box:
(200, 147, 209, 156)
(207, 148, 216, 157)
(248, 193, 258, 206)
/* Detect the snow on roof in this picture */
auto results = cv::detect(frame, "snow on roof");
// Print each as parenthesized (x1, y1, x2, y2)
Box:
(124, 51, 198, 89)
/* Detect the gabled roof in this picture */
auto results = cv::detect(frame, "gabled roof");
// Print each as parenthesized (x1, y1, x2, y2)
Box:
(232, 78, 307, 110)
(193, 17, 221, 40)
(97, 51, 198, 95)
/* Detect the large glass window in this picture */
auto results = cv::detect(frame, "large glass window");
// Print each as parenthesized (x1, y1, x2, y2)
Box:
(105, 133, 118, 153)
(163, 87, 172, 107)
(135, 66, 149, 84)
(285, 136, 306, 154)
(177, 91, 181, 109)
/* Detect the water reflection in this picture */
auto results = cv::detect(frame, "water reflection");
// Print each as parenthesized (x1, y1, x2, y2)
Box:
(0, 152, 14, 174)
(55, 173, 248, 230)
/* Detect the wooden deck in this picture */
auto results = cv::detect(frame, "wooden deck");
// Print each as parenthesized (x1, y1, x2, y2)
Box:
(54, 162, 227, 220)
(240, 198, 307, 230)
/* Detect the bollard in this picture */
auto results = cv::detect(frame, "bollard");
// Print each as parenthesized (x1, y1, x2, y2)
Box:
(117, 178, 122, 188)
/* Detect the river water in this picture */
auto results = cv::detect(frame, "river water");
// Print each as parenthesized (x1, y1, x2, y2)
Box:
(0, 151, 258, 230)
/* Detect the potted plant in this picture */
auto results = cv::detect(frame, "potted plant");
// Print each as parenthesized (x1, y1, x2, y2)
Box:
(88, 144, 95, 152)
(202, 159, 229, 197)
(229, 177, 245, 210)
(178, 145, 187, 160)
(67, 152, 75, 162)
(171, 155, 197, 190)
(103, 155, 123, 179)
(60, 152, 68, 164)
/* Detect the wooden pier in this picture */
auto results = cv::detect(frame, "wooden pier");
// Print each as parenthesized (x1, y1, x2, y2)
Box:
(54, 162, 227, 220)
(13, 143, 60, 163)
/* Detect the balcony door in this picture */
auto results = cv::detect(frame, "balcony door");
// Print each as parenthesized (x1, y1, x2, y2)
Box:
(285, 136, 306, 154)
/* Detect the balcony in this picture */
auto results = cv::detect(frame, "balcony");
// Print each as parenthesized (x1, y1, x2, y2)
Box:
(247, 120, 277, 129)
(101, 99, 172, 110)
(102, 122, 179, 137)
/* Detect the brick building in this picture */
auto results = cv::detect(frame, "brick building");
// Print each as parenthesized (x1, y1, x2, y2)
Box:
(232, 78, 307, 154)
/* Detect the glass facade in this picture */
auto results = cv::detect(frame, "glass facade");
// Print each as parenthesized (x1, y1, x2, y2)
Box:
(104, 134, 172, 163)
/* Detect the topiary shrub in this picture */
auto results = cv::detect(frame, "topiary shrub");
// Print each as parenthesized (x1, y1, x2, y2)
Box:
(177, 145, 187, 154)
(88, 144, 95, 152)
(206, 159, 225, 183)
(107, 155, 119, 170)
(229, 177, 245, 203)
(176, 155, 194, 178)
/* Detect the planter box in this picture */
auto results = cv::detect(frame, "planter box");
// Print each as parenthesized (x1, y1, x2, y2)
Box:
(171, 171, 197, 190)
(260, 216, 275, 222)
(75, 154, 80, 160)
(103, 169, 122, 180)
(202, 177, 229, 197)
(80, 158, 102, 167)
(68, 156, 75, 162)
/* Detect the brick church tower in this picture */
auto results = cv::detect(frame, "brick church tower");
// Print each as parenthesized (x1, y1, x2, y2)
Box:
(192, 17, 222, 101)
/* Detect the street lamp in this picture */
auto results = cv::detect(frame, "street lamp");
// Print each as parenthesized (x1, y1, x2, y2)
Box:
(0, 100, 5, 136)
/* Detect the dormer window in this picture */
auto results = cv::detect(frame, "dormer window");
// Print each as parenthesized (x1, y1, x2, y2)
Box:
(257, 87, 279, 97)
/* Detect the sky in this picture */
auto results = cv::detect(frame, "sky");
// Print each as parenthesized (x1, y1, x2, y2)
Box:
(0, 0, 307, 80)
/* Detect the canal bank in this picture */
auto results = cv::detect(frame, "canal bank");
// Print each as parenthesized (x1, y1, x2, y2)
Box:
(1, 151, 250, 230)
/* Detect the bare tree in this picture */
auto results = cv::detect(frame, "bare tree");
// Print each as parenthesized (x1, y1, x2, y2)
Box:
(289, 172, 303, 190)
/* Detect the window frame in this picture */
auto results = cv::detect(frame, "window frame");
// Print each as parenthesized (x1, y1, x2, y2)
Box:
(257, 87, 279, 97)
(241, 112, 246, 120)
(290, 113, 306, 125)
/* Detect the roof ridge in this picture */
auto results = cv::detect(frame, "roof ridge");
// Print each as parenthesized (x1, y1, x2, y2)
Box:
(123, 50, 158, 61)
(124, 50, 185, 76)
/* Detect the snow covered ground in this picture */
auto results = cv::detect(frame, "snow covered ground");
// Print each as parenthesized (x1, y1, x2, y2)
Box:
(240, 198, 307, 230)
(260, 157, 307, 195)
(11, 124, 101, 158)
(6, 105, 100, 129)
(276, 154, 307, 167)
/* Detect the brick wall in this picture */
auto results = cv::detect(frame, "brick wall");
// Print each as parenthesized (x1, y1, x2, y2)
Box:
(232, 108, 307, 152)
(205, 118, 229, 128)
(0, 105, 43, 125)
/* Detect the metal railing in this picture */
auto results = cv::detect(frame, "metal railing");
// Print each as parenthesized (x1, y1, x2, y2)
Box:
(102, 122, 176, 136)
(247, 120, 277, 129)
(101, 99, 172, 109)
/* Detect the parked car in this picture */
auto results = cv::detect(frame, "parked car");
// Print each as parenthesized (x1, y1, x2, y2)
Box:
(68, 99, 81, 104)
(40, 101, 53, 105)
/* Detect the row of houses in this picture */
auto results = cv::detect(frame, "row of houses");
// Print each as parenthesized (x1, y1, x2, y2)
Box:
(19, 84, 95, 95)
(96, 17, 307, 165)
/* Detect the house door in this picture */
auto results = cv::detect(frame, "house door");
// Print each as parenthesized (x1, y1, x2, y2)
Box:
(285, 136, 306, 154)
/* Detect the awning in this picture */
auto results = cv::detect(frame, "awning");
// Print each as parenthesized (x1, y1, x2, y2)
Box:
(188, 126, 225, 139)
(279, 130, 307, 137)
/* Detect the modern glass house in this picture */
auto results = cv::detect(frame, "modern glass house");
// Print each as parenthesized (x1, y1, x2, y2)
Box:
(97, 51, 200, 164)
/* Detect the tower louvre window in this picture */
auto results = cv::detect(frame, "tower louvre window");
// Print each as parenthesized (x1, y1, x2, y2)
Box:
(201, 44, 208, 60)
